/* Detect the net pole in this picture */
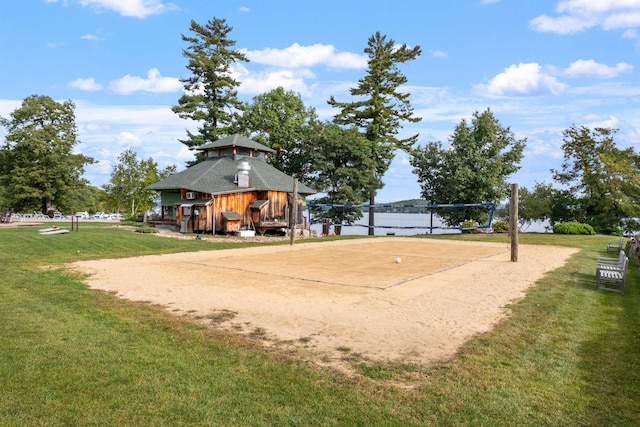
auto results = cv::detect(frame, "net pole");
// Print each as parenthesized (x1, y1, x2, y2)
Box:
(290, 177, 298, 246)
(510, 183, 519, 262)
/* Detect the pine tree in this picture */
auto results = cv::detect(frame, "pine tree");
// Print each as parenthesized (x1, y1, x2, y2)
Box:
(328, 32, 421, 234)
(172, 17, 248, 161)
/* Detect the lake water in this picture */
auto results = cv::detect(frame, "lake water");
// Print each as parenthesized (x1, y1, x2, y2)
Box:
(303, 212, 550, 236)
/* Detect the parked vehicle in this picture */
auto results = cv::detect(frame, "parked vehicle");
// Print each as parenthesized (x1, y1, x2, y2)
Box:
(75, 211, 89, 219)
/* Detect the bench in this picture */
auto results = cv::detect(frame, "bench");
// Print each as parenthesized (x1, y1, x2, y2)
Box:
(607, 236, 624, 253)
(596, 252, 628, 294)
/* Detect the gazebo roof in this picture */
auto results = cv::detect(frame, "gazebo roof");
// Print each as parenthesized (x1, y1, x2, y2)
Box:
(147, 155, 315, 195)
(196, 134, 276, 153)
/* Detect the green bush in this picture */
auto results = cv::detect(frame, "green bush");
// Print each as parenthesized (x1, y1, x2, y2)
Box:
(134, 225, 159, 234)
(460, 220, 479, 234)
(552, 222, 595, 235)
(492, 220, 509, 233)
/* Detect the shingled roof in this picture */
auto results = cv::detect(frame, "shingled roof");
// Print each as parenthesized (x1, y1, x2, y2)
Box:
(147, 135, 315, 195)
(197, 134, 276, 153)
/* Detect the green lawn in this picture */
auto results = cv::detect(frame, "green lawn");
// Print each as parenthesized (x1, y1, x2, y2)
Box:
(1, 226, 638, 426)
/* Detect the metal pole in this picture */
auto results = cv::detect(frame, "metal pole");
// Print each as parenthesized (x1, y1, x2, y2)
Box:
(510, 183, 518, 262)
(290, 178, 298, 246)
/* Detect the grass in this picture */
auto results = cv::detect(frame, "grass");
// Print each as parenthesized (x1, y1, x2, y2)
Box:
(1, 225, 639, 425)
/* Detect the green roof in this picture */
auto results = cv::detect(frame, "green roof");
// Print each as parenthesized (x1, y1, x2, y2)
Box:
(147, 156, 315, 195)
(197, 134, 276, 153)
(249, 200, 269, 209)
(221, 211, 242, 220)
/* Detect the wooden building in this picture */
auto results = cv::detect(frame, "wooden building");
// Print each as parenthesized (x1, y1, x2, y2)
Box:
(147, 135, 315, 234)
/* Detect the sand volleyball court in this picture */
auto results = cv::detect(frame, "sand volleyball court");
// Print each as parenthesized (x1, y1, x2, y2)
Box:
(71, 238, 578, 369)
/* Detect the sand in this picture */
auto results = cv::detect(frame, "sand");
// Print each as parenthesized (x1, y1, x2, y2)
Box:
(70, 237, 578, 371)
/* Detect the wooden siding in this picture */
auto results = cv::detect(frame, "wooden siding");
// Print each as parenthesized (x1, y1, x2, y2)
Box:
(214, 192, 257, 232)
(213, 191, 291, 233)
(167, 190, 305, 234)
(175, 201, 213, 233)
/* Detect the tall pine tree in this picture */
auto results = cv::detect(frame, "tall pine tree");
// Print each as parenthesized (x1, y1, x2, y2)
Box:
(328, 32, 421, 234)
(172, 17, 248, 162)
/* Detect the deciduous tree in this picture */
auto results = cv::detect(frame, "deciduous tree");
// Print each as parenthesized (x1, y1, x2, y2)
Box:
(552, 125, 640, 233)
(0, 95, 94, 213)
(236, 87, 318, 179)
(411, 109, 525, 226)
(328, 31, 421, 234)
(103, 149, 176, 217)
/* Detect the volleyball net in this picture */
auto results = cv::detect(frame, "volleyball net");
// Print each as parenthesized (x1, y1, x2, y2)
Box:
(305, 202, 496, 236)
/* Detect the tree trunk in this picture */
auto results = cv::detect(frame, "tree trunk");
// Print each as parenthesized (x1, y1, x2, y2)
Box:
(43, 197, 52, 215)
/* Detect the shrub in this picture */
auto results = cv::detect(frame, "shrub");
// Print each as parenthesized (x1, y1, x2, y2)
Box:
(552, 222, 595, 235)
(460, 220, 479, 234)
(492, 220, 509, 233)
(134, 225, 159, 234)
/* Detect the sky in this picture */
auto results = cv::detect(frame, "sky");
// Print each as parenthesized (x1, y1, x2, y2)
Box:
(1, 0, 640, 203)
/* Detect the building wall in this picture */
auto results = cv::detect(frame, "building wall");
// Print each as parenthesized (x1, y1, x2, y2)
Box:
(212, 191, 291, 232)
(166, 190, 300, 234)
(160, 190, 181, 219)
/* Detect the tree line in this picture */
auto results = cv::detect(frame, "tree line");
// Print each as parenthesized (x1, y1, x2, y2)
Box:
(1, 16, 639, 234)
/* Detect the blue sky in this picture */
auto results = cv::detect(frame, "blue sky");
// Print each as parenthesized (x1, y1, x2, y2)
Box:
(1, 0, 639, 202)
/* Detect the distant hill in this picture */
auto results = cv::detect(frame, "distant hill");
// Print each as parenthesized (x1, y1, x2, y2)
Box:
(381, 199, 427, 206)
(369, 199, 430, 213)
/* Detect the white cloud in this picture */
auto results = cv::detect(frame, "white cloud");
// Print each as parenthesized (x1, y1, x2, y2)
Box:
(115, 131, 142, 147)
(108, 68, 182, 95)
(239, 6, 250, 13)
(241, 43, 367, 69)
(564, 59, 633, 78)
(68, 77, 103, 91)
(238, 70, 313, 97)
(93, 159, 113, 175)
(530, 0, 640, 34)
(73, 102, 197, 185)
(175, 146, 195, 162)
(475, 63, 566, 97)
(603, 11, 640, 29)
(49, 0, 180, 19)
(0, 100, 21, 119)
(479, 0, 501, 4)
(74, 102, 187, 128)
(81, 33, 105, 41)
(430, 49, 448, 57)
(575, 114, 621, 131)
(569, 81, 640, 97)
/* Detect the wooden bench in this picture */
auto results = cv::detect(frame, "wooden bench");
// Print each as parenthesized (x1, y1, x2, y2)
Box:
(607, 236, 624, 253)
(596, 252, 628, 294)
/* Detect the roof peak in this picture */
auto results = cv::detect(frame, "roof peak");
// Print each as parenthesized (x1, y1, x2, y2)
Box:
(196, 134, 276, 153)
